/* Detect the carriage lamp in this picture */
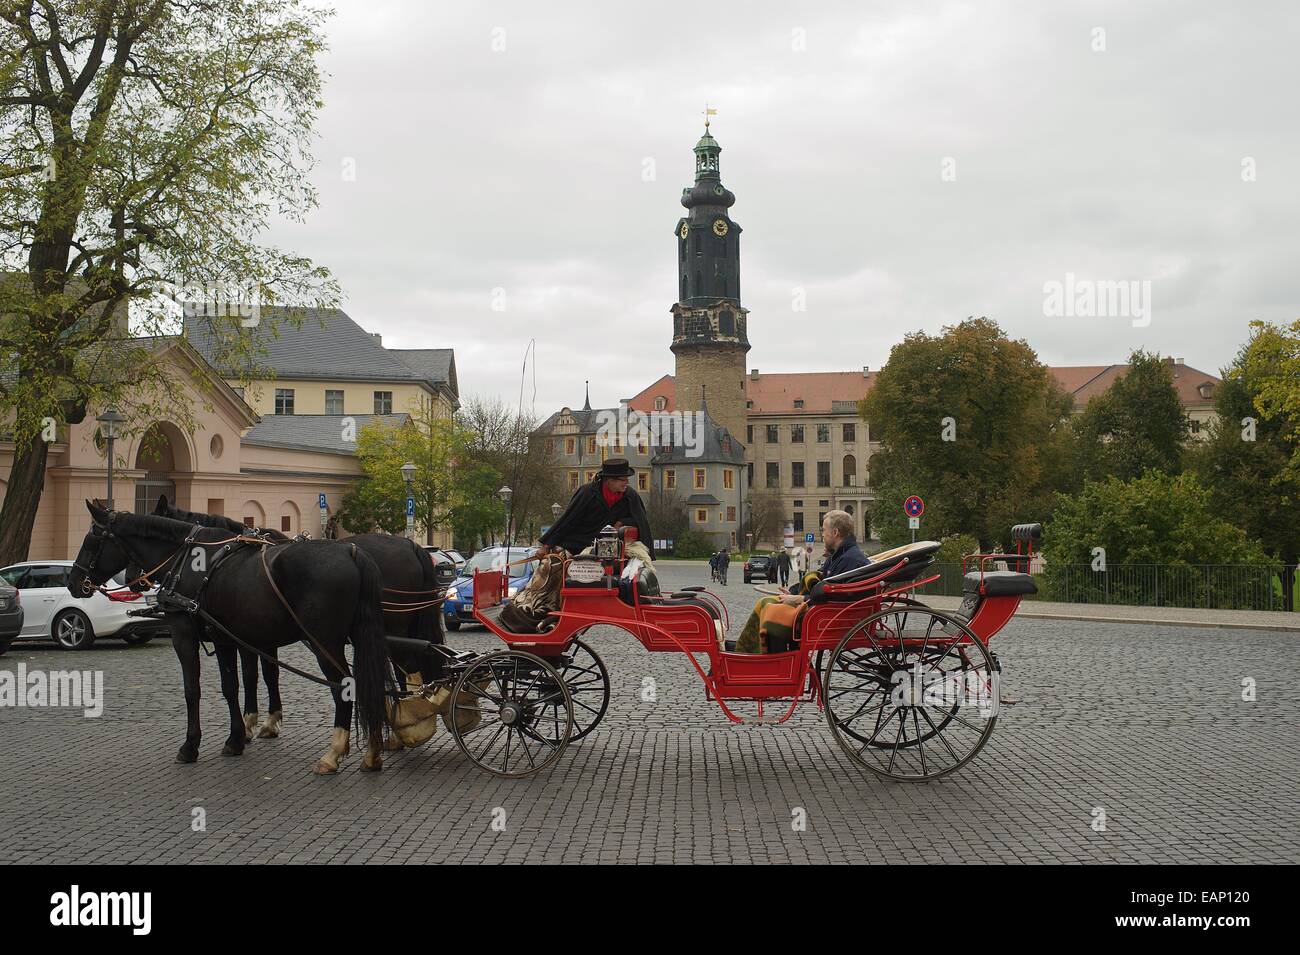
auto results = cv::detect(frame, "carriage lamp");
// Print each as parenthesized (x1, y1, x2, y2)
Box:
(95, 407, 126, 510)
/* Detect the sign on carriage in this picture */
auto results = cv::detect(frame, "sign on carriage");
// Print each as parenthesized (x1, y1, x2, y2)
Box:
(904, 495, 925, 518)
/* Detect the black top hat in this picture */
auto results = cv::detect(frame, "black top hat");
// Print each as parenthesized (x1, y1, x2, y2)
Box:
(598, 458, 635, 478)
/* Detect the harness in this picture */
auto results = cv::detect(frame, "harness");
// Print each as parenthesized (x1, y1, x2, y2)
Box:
(78, 516, 356, 692)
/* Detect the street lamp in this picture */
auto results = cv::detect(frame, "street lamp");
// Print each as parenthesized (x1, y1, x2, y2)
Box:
(498, 485, 512, 548)
(551, 502, 562, 520)
(95, 407, 125, 510)
(400, 461, 416, 541)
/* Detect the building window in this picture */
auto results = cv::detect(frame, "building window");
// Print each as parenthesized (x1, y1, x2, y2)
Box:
(791, 462, 805, 487)
(746, 400, 753, 409)
(545, 439, 555, 455)
(747, 425, 753, 442)
(843, 454, 857, 486)
(664, 470, 676, 490)
(694, 468, 706, 489)
(793, 399, 804, 409)
(817, 461, 831, 487)
(587, 436, 597, 454)
(243, 515, 254, 527)
(1190, 419, 1202, 435)
(793, 499, 803, 507)
(819, 499, 829, 507)
(569, 471, 580, 490)
(584, 470, 596, 483)
(655, 395, 667, 411)
(638, 473, 648, 491)
(843, 423, 856, 442)
(817, 424, 830, 443)
(274, 388, 294, 415)
(723, 469, 734, 490)
(325, 389, 343, 415)
(696, 508, 708, 524)
(726, 505, 736, 522)
(637, 440, 647, 454)
(281, 515, 292, 532)
(766, 462, 779, 488)
(790, 424, 804, 443)
(766, 424, 779, 443)
(818, 512, 826, 530)
(730, 530, 737, 547)
(374, 391, 393, 415)
(793, 512, 804, 532)
(565, 437, 576, 455)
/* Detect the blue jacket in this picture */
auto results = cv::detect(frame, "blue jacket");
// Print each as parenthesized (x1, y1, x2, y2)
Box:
(806, 535, 869, 603)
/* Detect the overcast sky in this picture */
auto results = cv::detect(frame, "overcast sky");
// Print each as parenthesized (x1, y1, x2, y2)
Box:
(266, 0, 1300, 417)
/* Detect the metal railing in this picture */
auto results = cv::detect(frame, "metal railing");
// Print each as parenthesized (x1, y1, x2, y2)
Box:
(911, 563, 1300, 612)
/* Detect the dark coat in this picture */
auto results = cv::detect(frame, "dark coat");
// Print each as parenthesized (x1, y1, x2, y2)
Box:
(718, 550, 730, 568)
(806, 535, 869, 603)
(777, 551, 791, 572)
(540, 478, 654, 558)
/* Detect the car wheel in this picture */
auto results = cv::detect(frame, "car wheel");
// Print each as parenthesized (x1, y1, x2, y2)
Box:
(121, 630, 153, 646)
(53, 609, 95, 650)
(446, 617, 461, 632)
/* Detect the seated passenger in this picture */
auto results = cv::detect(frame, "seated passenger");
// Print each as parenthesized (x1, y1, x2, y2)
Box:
(734, 510, 868, 654)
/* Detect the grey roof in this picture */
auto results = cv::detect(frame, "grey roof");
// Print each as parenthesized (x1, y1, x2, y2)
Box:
(388, 348, 459, 401)
(241, 413, 409, 453)
(685, 493, 723, 506)
(535, 405, 618, 435)
(183, 308, 451, 391)
(651, 401, 746, 466)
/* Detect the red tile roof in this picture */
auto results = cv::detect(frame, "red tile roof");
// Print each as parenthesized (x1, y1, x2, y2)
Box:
(625, 361, 1221, 416)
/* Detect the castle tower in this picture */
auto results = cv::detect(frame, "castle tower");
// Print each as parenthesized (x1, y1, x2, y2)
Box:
(670, 119, 750, 443)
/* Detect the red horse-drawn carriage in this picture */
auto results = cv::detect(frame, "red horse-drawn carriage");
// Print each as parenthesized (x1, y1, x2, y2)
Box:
(432, 524, 1040, 781)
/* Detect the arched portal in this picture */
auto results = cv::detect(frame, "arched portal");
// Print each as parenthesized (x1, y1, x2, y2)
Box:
(132, 421, 194, 515)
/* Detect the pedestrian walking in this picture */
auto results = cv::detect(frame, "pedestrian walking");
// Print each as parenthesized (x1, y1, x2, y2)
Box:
(718, 547, 731, 586)
(777, 548, 791, 587)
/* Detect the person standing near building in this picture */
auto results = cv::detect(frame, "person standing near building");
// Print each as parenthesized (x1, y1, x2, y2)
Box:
(777, 548, 791, 587)
(717, 547, 730, 586)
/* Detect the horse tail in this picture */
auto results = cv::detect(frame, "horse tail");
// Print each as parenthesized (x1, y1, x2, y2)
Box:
(349, 546, 391, 742)
(411, 541, 445, 647)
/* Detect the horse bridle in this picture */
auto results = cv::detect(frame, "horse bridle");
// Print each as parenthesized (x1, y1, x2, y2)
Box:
(73, 514, 192, 596)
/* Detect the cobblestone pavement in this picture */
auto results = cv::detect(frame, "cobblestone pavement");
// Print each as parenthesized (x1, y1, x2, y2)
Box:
(1, 561, 1296, 864)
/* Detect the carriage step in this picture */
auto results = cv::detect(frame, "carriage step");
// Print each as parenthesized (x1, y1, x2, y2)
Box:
(739, 718, 785, 726)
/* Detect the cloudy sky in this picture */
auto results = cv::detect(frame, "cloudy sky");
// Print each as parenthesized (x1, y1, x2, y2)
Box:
(266, 0, 1300, 416)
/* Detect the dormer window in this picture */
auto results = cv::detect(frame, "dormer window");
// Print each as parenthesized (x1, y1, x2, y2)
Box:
(654, 395, 667, 411)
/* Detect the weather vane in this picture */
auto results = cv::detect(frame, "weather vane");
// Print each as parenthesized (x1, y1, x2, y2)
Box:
(702, 103, 717, 129)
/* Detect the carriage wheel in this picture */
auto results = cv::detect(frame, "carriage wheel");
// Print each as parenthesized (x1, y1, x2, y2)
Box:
(449, 650, 574, 777)
(814, 596, 931, 683)
(550, 637, 610, 741)
(822, 606, 998, 782)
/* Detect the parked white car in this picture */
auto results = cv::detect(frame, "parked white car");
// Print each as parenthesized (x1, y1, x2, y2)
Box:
(0, 560, 169, 650)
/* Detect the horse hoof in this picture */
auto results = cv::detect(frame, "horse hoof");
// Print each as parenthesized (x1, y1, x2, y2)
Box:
(313, 760, 339, 775)
(360, 758, 383, 772)
(383, 734, 404, 752)
(221, 743, 244, 757)
(242, 713, 258, 742)
(176, 747, 198, 764)
(256, 711, 282, 739)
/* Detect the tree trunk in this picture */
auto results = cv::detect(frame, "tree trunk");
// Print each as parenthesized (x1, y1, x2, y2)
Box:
(0, 433, 52, 566)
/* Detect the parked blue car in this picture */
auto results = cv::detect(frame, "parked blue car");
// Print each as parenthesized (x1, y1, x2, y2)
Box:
(443, 546, 538, 631)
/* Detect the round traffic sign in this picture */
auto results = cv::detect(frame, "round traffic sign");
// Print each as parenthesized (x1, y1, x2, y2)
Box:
(904, 495, 925, 518)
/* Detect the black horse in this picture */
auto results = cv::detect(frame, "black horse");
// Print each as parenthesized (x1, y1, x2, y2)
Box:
(151, 496, 447, 745)
(69, 501, 391, 774)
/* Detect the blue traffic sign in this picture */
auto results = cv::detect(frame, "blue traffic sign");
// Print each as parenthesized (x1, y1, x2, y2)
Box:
(318, 493, 327, 509)
(406, 497, 415, 517)
(805, 533, 815, 544)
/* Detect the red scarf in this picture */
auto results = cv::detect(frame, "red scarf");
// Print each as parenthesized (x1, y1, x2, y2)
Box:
(601, 482, 624, 509)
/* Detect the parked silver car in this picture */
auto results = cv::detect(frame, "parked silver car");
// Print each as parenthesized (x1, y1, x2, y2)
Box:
(0, 560, 169, 650)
